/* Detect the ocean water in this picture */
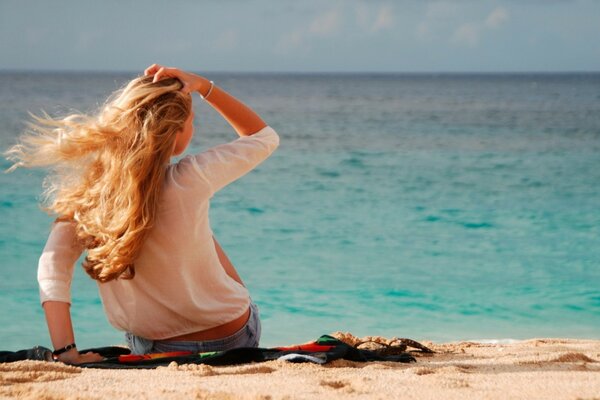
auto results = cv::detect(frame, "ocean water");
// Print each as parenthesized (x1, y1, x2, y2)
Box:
(0, 71, 599, 350)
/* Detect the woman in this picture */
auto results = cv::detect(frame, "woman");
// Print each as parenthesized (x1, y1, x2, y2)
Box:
(6, 65, 279, 364)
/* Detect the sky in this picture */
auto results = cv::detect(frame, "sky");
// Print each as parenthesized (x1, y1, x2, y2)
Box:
(0, 0, 599, 73)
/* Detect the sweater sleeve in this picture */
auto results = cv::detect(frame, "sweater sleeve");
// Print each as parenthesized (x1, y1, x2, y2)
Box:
(186, 125, 280, 197)
(37, 221, 84, 306)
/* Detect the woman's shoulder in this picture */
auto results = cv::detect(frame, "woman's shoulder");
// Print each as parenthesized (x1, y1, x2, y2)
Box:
(164, 155, 213, 198)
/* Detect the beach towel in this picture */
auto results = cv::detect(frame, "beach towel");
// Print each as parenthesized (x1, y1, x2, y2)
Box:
(0, 335, 432, 369)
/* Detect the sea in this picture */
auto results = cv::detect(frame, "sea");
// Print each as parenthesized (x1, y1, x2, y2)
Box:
(0, 71, 599, 350)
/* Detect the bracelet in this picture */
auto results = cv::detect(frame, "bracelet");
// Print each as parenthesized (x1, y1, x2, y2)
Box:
(52, 343, 76, 357)
(200, 80, 214, 100)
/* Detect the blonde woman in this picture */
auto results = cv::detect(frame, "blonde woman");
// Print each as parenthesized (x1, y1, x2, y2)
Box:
(6, 65, 280, 364)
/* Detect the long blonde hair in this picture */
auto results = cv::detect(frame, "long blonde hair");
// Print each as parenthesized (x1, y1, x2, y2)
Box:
(5, 76, 192, 282)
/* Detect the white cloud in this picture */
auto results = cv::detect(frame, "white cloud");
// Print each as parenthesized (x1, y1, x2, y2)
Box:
(451, 23, 480, 47)
(485, 7, 509, 29)
(309, 8, 342, 36)
(275, 29, 308, 54)
(418, 4, 511, 48)
(415, 2, 460, 41)
(276, 7, 342, 54)
(372, 5, 394, 32)
(355, 2, 394, 33)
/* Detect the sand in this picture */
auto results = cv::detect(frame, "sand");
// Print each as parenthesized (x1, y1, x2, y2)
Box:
(1, 333, 599, 400)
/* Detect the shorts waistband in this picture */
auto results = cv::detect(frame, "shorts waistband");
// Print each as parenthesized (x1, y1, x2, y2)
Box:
(157, 301, 258, 347)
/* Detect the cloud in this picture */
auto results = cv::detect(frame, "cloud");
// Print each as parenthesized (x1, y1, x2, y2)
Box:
(449, 6, 510, 47)
(276, 7, 342, 54)
(372, 5, 394, 31)
(275, 29, 308, 54)
(485, 7, 509, 29)
(277, 2, 395, 55)
(416, 2, 460, 41)
(451, 23, 480, 47)
(355, 3, 394, 33)
(309, 8, 342, 36)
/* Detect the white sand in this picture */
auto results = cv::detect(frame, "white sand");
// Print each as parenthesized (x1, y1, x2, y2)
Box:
(1, 334, 599, 400)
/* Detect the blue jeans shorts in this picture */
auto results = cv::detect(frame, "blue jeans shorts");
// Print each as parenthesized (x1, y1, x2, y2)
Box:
(124, 301, 261, 355)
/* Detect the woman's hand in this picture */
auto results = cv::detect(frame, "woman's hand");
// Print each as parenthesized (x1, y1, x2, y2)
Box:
(42, 301, 106, 366)
(144, 64, 267, 136)
(144, 64, 209, 95)
(56, 347, 105, 365)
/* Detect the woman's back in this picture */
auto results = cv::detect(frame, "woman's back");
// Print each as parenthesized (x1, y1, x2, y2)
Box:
(97, 125, 279, 339)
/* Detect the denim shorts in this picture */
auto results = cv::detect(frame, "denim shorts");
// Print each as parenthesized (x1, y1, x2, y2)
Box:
(124, 301, 261, 355)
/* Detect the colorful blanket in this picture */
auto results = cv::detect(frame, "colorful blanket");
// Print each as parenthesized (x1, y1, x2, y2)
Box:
(0, 335, 431, 369)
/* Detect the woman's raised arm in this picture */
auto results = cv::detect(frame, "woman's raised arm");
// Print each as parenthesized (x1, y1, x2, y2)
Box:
(144, 64, 267, 137)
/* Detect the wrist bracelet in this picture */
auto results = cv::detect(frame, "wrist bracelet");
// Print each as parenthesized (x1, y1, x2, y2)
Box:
(200, 80, 214, 101)
(52, 343, 76, 357)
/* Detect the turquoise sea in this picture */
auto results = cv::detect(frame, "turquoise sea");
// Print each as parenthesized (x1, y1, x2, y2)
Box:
(0, 72, 599, 350)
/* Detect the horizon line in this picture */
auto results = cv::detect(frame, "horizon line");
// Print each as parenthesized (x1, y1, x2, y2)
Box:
(1, 68, 599, 76)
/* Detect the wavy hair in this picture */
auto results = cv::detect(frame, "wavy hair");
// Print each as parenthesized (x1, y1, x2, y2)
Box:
(5, 76, 192, 282)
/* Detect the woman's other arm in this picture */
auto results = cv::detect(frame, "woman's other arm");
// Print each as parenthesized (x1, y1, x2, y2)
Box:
(144, 64, 267, 137)
(38, 221, 103, 364)
(213, 236, 245, 287)
(42, 301, 103, 364)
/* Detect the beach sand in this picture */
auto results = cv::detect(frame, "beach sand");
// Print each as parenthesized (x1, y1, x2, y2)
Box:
(1, 332, 599, 400)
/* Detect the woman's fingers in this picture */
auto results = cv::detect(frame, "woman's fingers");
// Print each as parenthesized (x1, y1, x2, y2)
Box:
(146, 64, 177, 80)
(58, 351, 105, 365)
(152, 67, 167, 83)
(82, 351, 105, 362)
(145, 65, 194, 93)
(144, 64, 162, 76)
(144, 64, 165, 76)
(152, 67, 184, 83)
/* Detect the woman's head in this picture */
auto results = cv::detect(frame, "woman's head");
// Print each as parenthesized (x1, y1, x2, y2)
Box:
(5, 75, 194, 282)
(105, 75, 193, 157)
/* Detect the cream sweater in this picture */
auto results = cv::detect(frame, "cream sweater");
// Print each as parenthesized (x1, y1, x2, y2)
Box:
(37, 125, 280, 339)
